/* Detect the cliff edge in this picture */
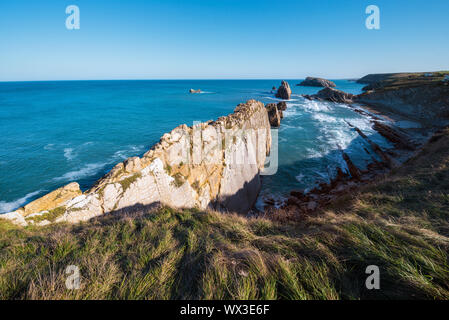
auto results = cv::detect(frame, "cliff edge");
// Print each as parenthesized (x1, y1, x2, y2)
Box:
(2, 100, 272, 226)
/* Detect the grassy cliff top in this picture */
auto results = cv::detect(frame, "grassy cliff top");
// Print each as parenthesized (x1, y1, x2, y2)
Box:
(358, 71, 449, 91)
(1, 128, 449, 300)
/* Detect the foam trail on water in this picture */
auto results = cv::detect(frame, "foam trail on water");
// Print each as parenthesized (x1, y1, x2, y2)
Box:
(0, 190, 43, 214)
(64, 148, 75, 161)
(52, 162, 108, 182)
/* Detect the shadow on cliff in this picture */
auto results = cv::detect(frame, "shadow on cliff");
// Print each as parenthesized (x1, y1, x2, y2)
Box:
(87, 172, 262, 225)
(87, 133, 382, 225)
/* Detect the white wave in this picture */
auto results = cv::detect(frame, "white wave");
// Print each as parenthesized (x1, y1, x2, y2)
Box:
(113, 145, 145, 160)
(301, 100, 330, 112)
(305, 148, 325, 159)
(64, 148, 76, 161)
(44, 144, 55, 150)
(320, 126, 357, 151)
(345, 117, 374, 132)
(53, 162, 108, 182)
(295, 173, 305, 182)
(312, 113, 338, 123)
(265, 96, 299, 102)
(0, 190, 43, 214)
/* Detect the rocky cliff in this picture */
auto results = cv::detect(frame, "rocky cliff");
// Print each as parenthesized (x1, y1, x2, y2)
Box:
(2, 100, 272, 226)
(356, 72, 449, 126)
(304, 72, 449, 126)
(357, 85, 449, 125)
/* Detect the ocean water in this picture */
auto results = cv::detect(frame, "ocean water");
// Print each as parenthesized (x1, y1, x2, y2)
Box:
(0, 80, 392, 213)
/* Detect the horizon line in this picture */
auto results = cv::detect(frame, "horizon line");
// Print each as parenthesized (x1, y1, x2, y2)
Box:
(0, 77, 361, 83)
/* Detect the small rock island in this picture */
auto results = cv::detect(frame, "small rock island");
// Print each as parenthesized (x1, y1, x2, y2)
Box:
(297, 77, 336, 88)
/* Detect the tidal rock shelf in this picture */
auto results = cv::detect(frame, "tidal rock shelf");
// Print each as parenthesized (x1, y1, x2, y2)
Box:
(267, 71, 449, 220)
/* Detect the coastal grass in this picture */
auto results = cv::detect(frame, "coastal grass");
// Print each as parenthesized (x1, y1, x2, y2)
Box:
(366, 71, 449, 91)
(1, 131, 449, 300)
(25, 206, 67, 224)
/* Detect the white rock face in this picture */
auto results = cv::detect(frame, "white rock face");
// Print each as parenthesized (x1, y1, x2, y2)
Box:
(0, 211, 28, 227)
(8, 100, 272, 225)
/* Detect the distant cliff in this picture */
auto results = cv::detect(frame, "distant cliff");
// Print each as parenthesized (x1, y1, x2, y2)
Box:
(303, 72, 449, 126)
(356, 71, 449, 126)
(3, 100, 272, 226)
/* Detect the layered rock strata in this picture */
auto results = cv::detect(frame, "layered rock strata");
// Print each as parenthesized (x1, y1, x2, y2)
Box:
(2, 100, 272, 226)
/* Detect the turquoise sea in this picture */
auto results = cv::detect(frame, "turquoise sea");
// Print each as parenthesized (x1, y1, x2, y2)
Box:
(0, 80, 392, 213)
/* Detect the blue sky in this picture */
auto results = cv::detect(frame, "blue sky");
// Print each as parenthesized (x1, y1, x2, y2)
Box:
(1, 0, 448, 81)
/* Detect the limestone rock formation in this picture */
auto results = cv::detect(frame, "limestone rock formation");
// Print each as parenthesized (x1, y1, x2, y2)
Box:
(19, 182, 82, 217)
(297, 77, 336, 88)
(303, 87, 354, 104)
(1, 100, 272, 226)
(275, 81, 292, 100)
(265, 103, 281, 127)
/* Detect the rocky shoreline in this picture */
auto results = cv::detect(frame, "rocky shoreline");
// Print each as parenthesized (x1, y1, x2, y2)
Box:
(263, 72, 449, 220)
(2, 73, 448, 227)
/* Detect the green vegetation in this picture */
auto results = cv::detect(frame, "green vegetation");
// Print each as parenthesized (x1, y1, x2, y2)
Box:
(165, 164, 172, 175)
(360, 71, 449, 91)
(1, 130, 449, 300)
(171, 173, 185, 188)
(191, 180, 200, 193)
(25, 206, 66, 224)
(118, 173, 141, 192)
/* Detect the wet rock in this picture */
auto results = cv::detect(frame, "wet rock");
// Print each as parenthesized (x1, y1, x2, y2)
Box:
(290, 190, 305, 199)
(307, 201, 317, 211)
(303, 87, 354, 104)
(277, 101, 287, 111)
(372, 121, 415, 150)
(265, 103, 281, 127)
(275, 81, 292, 100)
(351, 125, 395, 168)
(342, 152, 362, 180)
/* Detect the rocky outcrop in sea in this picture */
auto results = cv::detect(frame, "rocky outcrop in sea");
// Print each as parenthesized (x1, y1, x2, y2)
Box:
(275, 81, 292, 100)
(303, 87, 355, 104)
(297, 77, 336, 88)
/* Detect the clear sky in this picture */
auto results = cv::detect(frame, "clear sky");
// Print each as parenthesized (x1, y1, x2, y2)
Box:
(1, 0, 448, 81)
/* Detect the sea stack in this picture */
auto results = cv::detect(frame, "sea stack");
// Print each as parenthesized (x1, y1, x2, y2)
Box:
(265, 103, 281, 127)
(275, 81, 292, 100)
